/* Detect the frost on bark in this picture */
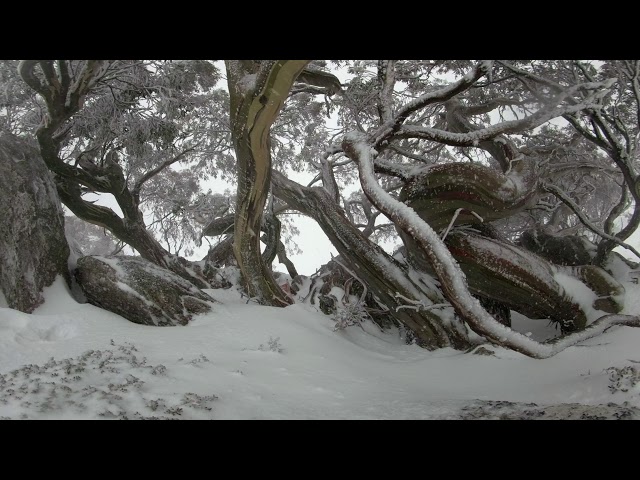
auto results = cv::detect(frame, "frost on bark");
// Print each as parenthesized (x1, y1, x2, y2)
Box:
(343, 131, 640, 359)
(75, 256, 214, 326)
(0, 133, 71, 312)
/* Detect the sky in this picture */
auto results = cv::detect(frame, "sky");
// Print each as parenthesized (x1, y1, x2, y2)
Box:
(1, 274, 639, 419)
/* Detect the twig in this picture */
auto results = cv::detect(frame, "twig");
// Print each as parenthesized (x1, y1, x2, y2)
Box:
(393, 293, 451, 312)
(543, 182, 640, 260)
(441, 208, 484, 241)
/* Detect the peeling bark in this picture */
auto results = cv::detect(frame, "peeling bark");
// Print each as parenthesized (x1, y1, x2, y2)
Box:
(226, 60, 309, 305)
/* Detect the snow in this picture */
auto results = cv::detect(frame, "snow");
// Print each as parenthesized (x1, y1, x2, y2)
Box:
(2, 277, 640, 419)
(553, 271, 601, 321)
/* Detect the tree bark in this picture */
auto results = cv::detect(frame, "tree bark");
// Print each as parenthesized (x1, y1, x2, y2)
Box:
(226, 60, 309, 305)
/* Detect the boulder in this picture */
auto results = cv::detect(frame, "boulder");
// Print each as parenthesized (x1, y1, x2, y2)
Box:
(0, 133, 70, 312)
(75, 256, 214, 326)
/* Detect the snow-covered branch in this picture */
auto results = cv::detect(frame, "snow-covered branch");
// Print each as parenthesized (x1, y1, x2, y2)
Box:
(394, 92, 611, 148)
(391, 61, 491, 128)
(377, 60, 396, 124)
(343, 130, 640, 359)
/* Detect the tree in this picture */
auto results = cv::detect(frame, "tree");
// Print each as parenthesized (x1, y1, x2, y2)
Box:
(15, 60, 229, 287)
(13, 59, 640, 358)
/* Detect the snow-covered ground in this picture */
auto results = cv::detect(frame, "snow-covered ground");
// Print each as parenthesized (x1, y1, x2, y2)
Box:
(1, 277, 640, 420)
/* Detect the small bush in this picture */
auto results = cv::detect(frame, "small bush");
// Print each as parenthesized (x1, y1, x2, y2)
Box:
(333, 302, 369, 331)
(0, 341, 218, 419)
(258, 336, 284, 353)
(606, 365, 640, 394)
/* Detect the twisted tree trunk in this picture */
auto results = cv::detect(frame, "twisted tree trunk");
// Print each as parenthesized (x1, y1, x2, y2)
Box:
(19, 60, 213, 289)
(226, 60, 309, 305)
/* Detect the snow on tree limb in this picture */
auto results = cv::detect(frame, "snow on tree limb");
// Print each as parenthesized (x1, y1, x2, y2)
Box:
(343, 130, 640, 359)
(393, 88, 613, 148)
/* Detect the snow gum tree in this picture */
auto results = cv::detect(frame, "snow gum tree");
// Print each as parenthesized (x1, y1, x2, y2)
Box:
(11, 59, 640, 358)
(225, 60, 309, 305)
(15, 60, 229, 288)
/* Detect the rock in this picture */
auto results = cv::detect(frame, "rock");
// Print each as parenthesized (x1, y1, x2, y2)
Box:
(0, 133, 71, 312)
(75, 256, 214, 326)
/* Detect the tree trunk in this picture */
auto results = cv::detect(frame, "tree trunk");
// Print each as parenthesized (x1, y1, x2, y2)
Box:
(226, 60, 308, 306)
(445, 232, 587, 330)
(394, 160, 625, 331)
(271, 170, 471, 349)
(55, 176, 211, 289)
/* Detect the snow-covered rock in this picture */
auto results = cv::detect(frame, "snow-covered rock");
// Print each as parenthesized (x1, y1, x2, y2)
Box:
(0, 133, 70, 313)
(75, 256, 214, 326)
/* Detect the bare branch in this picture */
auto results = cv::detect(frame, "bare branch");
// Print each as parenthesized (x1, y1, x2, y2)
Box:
(132, 145, 199, 203)
(543, 182, 640, 260)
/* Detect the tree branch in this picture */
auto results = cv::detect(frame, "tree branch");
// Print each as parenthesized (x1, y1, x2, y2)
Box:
(17, 60, 49, 99)
(377, 60, 396, 123)
(132, 145, 199, 203)
(394, 90, 611, 148)
(543, 182, 640, 260)
(295, 67, 342, 96)
(390, 61, 492, 130)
